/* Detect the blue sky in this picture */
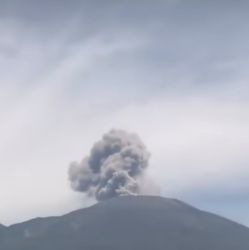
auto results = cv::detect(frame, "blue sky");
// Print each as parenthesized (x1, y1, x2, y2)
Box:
(0, 0, 249, 226)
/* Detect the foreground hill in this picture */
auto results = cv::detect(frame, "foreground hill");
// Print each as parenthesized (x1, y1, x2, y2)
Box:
(1, 196, 249, 250)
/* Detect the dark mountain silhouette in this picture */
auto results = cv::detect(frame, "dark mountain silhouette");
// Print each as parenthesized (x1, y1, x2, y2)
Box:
(1, 196, 249, 250)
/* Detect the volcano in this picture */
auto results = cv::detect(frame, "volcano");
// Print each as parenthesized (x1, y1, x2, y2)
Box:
(1, 196, 249, 250)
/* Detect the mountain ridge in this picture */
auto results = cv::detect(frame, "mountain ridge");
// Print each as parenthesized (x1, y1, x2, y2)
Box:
(4, 196, 247, 228)
(1, 195, 249, 250)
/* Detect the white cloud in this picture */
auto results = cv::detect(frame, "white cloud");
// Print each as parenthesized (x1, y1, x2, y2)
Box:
(108, 97, 249, 195)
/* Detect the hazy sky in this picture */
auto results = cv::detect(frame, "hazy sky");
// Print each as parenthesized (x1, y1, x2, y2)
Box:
(0, 0, 249, 226)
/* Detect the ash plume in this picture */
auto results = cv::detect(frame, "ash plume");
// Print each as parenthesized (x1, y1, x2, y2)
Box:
(68, 129, 150, 201)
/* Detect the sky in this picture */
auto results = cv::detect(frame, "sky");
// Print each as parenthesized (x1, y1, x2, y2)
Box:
(0, 0, 249, 226)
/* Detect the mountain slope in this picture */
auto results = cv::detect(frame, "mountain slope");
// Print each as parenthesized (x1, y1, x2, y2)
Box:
(1, 196, 249, 250)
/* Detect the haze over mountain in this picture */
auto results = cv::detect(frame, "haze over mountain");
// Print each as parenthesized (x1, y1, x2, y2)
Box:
(1, 196, 249, 250)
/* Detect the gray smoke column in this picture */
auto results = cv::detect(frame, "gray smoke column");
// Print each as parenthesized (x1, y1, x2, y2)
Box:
(68, 129, 150, 201)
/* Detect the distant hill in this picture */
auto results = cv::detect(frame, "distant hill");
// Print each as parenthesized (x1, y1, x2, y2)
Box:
(1, 196, 249, 250)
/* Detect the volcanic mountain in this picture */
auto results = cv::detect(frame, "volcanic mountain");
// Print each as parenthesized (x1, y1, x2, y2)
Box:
(1, 196, 249, 250)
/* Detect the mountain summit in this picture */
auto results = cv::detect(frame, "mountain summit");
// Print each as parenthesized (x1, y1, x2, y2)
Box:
(1, 196, 249, 250)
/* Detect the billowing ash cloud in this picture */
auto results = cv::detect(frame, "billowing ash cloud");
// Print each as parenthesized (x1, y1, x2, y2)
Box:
(68, 129, 150, 200)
